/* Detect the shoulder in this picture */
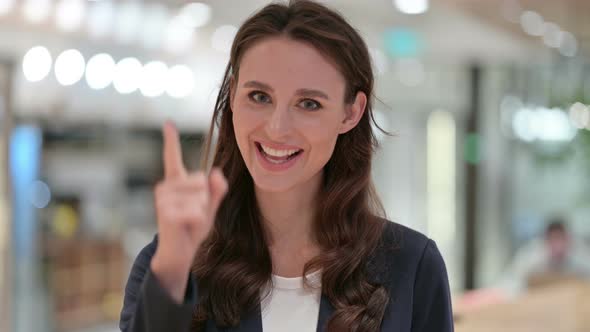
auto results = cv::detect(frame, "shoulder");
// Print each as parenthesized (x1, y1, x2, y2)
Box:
(124, 235, 159, 295)
(366, 219, 443, 286)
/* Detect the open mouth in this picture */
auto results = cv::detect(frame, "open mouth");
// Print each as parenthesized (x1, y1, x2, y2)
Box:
(255, 142, 303, 163)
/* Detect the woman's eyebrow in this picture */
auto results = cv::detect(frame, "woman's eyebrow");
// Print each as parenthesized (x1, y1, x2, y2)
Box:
(243, 81, 330, 100)
(295, 88, 330, 100)
(243, 80, 273, 91)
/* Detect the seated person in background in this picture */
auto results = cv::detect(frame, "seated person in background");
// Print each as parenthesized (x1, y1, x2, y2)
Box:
(454, 217, 590, 315)
(499, 217, 590, 295)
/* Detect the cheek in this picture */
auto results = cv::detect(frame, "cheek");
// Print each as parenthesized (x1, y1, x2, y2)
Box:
(232, 103, 259, 139)
(232, 109, 254, 157)
(304, 117, 341, 161)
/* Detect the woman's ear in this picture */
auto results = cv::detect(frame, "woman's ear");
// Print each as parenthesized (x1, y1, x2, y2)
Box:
(339, 91, 367, 134)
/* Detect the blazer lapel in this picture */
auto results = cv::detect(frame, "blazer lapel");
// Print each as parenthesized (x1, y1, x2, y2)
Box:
(316, 294, 335, 332)
(207, 303, 263, 332)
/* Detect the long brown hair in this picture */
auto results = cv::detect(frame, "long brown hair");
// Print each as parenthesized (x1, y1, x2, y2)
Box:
(193, 1, 390, 331)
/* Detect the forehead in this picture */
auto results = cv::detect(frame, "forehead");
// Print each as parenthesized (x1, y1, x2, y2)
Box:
(237, 36, 345, 93)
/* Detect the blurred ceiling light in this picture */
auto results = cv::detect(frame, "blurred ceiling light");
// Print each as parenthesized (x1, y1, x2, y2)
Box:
(558, 31, 577, 57)
(569, 102, 589, 129)
(520, 11, 544, 36)
(211, 25, 238, 53)
(166, 65, 195, 98)
(140, 3, 169, 49)
(88, 0, 114, 38)
(23, 0, 51, 24)
(164, 16, 195, 53)
(140, 61, 168, 97)
(394, 58, 425, 87)
(115, 1, 142, 43)
(369, 48, 388, 76)
(513, 108, 536, 142)
(177, 2, 211, 28)
(542, 22, 562, 48)
(536, 108, 576, 141)
(85, 53, 115, 90)
(55, 49, 86, 86)
(113, 57, 142, 94)
(393, 0, 429, 15)
(513, 107, 576, 142)
(22, 46, 52, 82)
(0, 0, 15, 16)
(55, 0, 85, 32)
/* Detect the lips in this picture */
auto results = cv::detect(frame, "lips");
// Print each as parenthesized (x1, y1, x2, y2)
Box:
(256, 142, 302, 162)
(253, 141, 304, 171)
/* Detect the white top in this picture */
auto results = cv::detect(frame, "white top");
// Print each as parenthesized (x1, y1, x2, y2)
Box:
(261, 270, 322, 332)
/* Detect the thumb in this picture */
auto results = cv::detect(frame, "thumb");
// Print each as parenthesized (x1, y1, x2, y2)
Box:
(208, 168, 228, 219)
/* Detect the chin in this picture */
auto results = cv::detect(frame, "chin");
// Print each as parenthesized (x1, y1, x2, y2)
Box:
(252, 173, 297, 193)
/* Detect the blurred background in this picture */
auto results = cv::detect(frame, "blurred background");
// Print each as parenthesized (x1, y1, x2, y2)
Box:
(0, 0, 589, 331)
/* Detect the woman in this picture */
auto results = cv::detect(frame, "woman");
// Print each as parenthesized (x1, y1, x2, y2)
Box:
(119, 1, 453, 331)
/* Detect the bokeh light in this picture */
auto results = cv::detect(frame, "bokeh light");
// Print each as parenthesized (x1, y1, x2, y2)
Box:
(166, 65, 195, 98)
(55, 0, 86, 32)
(513, 107, 576, 142)
(87, 0, 115, 38)
(22, 46, 52, 82)
(164, 16, 195, 53)
(55, 49, 86, 86)
(113, 57, 143, 94)
(23, 0, 51, 23)
(542, 22, 562, 48)
(569, 102, 589, 129)
(394, 0, 429, 15)
(520, 11, 544, 36)
(28, 180, 51, 209)
(177, 2, 211, 28)
(384, 28, 422, 57)
(85, 53, 116, 90)
(0, 0, 15, 16)
(140, 61, 168, 97)
(558, 31, 578, 57)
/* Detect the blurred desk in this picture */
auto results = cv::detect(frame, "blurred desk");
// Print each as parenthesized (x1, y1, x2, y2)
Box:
(455, 281, 590, 332)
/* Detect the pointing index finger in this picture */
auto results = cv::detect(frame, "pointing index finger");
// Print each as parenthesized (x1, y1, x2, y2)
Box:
(162, 121, 187, 179)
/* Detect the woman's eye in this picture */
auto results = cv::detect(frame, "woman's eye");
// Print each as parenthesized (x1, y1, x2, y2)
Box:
(299, 99, 321, 111)
(248, 91, 271, 104)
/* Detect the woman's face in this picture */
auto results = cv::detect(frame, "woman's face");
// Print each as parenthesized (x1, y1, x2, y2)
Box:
(231, 36, 366, 193)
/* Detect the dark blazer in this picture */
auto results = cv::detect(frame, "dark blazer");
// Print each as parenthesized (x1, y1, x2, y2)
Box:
(119, 221, 454, 332)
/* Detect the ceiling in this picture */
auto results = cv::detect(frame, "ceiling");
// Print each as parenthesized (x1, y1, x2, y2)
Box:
(0, 0, 587, 131)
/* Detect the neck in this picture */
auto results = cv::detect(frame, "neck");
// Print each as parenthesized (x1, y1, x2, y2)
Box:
(256, 172, 322, 247)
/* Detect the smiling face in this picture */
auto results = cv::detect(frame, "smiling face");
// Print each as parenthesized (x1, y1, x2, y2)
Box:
(230, 36, 366, 193)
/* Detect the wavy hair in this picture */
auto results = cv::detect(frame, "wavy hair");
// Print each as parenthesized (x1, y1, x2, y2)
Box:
(192, 1, 390, 331)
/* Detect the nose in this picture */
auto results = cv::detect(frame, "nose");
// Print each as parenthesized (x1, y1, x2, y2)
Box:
(265, 104, 293, 139)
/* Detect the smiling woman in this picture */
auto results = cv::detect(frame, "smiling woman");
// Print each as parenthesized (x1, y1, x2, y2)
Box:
(231, 36, 364, 192)
(119, 1, 453, 332)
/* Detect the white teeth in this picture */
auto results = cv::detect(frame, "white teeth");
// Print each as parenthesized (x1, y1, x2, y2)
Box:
(260, 144, 299, 158)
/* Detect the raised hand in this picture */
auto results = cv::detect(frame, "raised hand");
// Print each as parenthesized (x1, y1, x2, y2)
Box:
(150, 121, 228, 303)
